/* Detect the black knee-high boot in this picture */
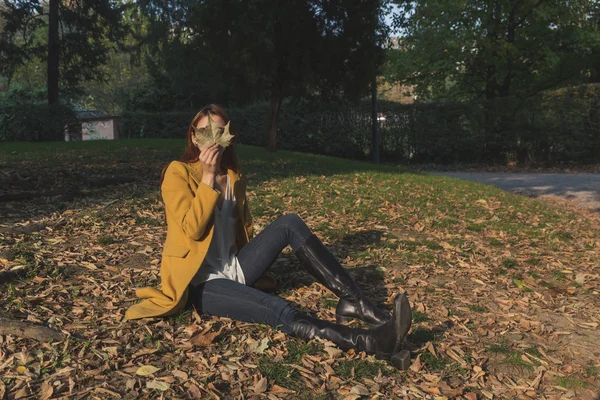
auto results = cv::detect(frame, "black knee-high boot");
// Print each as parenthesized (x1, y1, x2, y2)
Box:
(294, 234, 389, 325)
(289, 293, 412, 361)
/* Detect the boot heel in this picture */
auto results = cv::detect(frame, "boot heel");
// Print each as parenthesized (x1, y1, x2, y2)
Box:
(336, 314, 354, 324)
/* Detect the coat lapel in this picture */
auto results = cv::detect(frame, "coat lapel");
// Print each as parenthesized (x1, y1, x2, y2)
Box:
(187, 161, 204, 186)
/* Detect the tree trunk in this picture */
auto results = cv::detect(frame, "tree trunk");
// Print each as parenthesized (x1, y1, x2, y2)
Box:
(0, 316, 65, 341)
(48, 0, 60, 107)
(267, 75, 282, 153)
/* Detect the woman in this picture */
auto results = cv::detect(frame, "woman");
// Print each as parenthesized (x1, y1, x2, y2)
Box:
(126, 104, 412, 363)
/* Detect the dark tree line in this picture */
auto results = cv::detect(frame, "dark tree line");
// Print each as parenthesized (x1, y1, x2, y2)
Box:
(1, 0, 391, 150)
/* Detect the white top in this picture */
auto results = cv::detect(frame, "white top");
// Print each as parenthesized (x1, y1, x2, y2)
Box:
(190, 174, 246, 286)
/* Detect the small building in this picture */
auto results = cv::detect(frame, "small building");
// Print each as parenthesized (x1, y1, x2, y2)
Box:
(65, 115, 120, 141)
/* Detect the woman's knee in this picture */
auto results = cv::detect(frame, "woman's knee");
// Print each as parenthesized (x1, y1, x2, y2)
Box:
(276, 213, 305, 229)
(271, 213, 313, 250)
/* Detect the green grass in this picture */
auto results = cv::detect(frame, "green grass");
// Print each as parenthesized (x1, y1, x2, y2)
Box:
(420, 352, 447, 371)
(504, 352, 534, 371)
(501, 258, 518, 269)
(258, 357, 300, 389)
(586, 366, 598, 377)
(333, 359, 393, 379)
(408, 328, 441, 343)
(487, 341, 511, 354)
(285, 341, 322, 363)
(320, 295, 338, 309)
(468, 305, 488, 313)
(97, 235, 117, 245)
(555, 376, 587, 390)
(552, 270, 567, 281)
(412, 311, 430, 323)
(2, 139, 600, 399)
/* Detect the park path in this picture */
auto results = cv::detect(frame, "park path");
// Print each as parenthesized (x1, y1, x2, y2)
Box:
(431, 172, 600, 213)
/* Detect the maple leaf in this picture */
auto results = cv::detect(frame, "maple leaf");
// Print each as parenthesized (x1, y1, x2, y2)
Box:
(192, 114, 234, 148)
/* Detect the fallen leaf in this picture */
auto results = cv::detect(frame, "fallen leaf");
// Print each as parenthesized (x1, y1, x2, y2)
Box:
(324, 346, 343, 359)
(136, 365, 160, 376)
(350, 384, 369, 395)
(13, 386, 28, 399)
(192, 115, 234, 148)
(172, 370, 188, 380)
(146, 380, 170, 391)
(270, 385, 296, 394)
(39, 381, 53, 400)
(253, 337, 270, 354)
(253, 377, 268, 394)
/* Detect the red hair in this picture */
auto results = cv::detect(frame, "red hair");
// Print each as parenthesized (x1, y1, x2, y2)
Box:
(160, 104, 241, 186)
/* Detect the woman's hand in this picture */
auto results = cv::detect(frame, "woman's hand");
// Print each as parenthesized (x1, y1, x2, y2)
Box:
(199, 143, 223, 186)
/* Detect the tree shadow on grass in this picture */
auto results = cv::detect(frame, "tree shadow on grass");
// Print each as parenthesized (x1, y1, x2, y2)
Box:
(1, 141, 420, 224)
(269, 229, 390, 313)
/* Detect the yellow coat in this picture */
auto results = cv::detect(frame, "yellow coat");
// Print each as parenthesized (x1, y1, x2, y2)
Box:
(125, 160, 254, 320)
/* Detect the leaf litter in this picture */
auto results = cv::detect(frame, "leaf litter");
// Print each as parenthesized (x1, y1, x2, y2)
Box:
(0, 142, 599, 399)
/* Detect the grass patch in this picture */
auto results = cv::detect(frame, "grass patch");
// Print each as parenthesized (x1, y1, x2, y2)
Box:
(490, 239, 503, 247)
(97, 235, 117, 245)
(525, 346, 541, 358)
(320, 295, 337, 309)
(487, 341, 511, 354)
(285, 341, 322, 363)
(408, 328, 441, 343)
(504, 352, 534, 371)
(174, 309, 192, 325)
(135, 216, 162, 227)
(551, 230, 573, 242)
(552, 270, 567, 281)
(412, 311, 430, 323)
(586, 366, 598, 378)
(333, 359, 393, 379)
(466, 223, 485, 232)
(528, 271, 541, 279)
(468, 304, 488, 313)
(420, 352, 447, 371)
(555, 376, 587, 390)
(501, 258, 518, 269)
(258, 357, 300, 389)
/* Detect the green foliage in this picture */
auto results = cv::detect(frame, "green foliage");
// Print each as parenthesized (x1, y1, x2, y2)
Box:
(0, 0, 127, 98)
(119, 111, 194, 139)
(388, 0, 600, 101)
(117, 85, 600, 165)
(0, 101, 75, 141)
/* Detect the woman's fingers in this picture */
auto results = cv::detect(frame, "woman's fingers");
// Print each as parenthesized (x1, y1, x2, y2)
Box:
(209, 146, 222, 165)
(200, 143, 218, 162)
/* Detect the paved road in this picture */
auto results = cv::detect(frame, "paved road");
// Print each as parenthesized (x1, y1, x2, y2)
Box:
(432, 172, 600, 212)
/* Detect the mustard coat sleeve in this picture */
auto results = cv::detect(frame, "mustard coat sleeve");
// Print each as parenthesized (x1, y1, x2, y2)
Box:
(161, 161, 220, 241)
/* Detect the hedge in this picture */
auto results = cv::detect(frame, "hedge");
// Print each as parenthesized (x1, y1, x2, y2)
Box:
(0, 103, 75, 142)
(3, 84, 599, 165)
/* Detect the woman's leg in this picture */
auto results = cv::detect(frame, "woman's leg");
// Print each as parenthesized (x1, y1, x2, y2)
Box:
(237, 213, 389, 326)
(190, 278, 300, 334)
(189, 278, 412, 365)
(237, 213, 313, 286)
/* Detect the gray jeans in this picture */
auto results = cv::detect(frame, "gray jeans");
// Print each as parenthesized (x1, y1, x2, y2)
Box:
(188, 213, 314, 334)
